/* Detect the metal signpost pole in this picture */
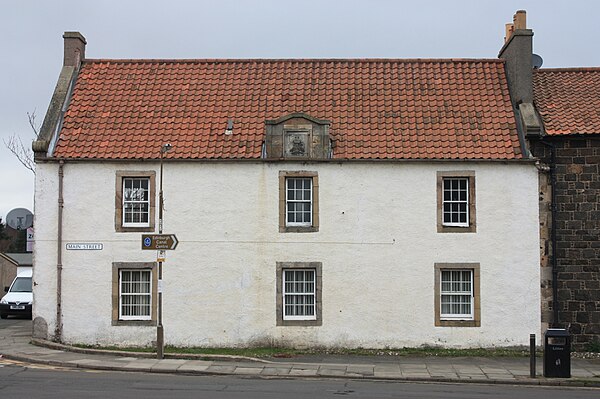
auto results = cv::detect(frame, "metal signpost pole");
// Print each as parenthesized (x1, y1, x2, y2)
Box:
(157, 143, 171, 359)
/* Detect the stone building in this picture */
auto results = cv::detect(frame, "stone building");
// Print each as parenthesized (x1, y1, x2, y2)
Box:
(30, 30, 541, 349)
(501, 11, 600, 349)
(530, 70, 600, 348)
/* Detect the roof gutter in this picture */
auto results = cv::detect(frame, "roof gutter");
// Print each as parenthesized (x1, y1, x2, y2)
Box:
(34, 156, 536, 164)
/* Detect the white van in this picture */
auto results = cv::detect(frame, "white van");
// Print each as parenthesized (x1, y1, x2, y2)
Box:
(0, 269, 33, 319)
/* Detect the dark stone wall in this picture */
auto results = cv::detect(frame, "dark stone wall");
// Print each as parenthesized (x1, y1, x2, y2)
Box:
(531, 136, 600, 349)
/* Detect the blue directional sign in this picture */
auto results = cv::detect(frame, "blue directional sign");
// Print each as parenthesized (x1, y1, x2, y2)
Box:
(141, 234, 178, 250)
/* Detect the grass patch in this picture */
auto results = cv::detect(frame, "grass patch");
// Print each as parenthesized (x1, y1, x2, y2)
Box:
(73, 343, 155, 353)
(165, 346, 304, 358)
(283, 346, 538, 358)
(72, 344, 538, 358)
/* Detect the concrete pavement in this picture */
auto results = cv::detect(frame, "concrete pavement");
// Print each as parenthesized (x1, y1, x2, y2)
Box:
(1, 320, 599, 387)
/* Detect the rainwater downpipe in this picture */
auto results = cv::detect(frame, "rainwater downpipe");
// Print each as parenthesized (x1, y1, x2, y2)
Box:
(540, 141, 559, 327)
(55, 160, 64, 341)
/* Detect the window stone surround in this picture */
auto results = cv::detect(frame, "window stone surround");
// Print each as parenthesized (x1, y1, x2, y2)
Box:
(111, 262, 158, 326)
(434, 262, 481, 327)
(115, 170, 156, 233)
(279, 171, 319, 233)
(276, 261, 323, 327)
(436, 170, 477, 233)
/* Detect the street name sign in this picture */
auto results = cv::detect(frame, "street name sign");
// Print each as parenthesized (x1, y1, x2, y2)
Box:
(66, 243, 103, 250)
(141, 234, 178, 250)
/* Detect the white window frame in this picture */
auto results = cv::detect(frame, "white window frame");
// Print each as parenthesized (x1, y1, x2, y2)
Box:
(285, 177, 313, 227)
(119, 269, 152, 321)
(442, 177, 469, 227)
(440, 269, 474, 321)
(122, 177, 150, 228)
(282, 268, 317, 321)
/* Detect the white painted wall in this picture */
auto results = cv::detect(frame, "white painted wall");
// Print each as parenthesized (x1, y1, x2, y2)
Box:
(34, 160, 540, 348)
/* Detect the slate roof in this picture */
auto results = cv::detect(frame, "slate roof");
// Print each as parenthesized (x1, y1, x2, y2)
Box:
(53, 59, 523, 160)
(533, 68, 600, 135)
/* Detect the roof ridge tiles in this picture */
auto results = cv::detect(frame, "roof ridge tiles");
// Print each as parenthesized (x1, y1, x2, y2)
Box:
(83, 58, 506, 65)
(536, 67, 600, 72)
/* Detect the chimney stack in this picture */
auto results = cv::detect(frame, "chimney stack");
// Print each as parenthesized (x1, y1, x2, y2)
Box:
(498, 10, 533, 105)
(63, 32, 86, 68)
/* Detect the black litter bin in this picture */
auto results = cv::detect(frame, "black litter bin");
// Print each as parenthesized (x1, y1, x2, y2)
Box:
(544, 328, 571, 378)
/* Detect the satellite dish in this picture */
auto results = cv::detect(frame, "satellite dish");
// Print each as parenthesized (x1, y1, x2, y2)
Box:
(6, 208, 33, 230)
(532, 54, 543, 69)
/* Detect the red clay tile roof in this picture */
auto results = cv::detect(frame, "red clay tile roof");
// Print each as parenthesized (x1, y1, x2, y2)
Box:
(54, 59, 523, 160)
(533, 68, 600, 135)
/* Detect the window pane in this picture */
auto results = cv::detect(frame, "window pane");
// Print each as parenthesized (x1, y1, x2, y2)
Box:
(285, 177, 313, 227)
(451, 189, 459, 201)
(120, 269, 151, 319)
(306, 281, 314, 293)
(442, 177, 469, 226)
(452, 212, 459, 223)
(123, 177, 150, 226)
(443, 204, 451, 223)
(440, 269, 473, 318)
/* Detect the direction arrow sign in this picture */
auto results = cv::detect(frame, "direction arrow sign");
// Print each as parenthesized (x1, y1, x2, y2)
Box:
(141, 234, 178, 250)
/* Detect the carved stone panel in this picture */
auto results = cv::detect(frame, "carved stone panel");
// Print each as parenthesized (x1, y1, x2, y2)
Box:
(284, 130, 310, 158)
(265, 113, 331, 160)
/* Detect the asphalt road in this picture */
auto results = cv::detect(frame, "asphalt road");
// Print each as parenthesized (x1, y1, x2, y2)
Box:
(0, 362, 598, 399)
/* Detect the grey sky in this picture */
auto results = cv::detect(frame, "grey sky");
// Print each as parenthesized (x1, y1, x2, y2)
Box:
(1, 0, 599, 219)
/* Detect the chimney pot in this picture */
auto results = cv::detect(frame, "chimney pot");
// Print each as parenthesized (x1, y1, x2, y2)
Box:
(505, 23, 515, 43)
(63, 32, 86, 68)
(514, 10, 527, 30)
